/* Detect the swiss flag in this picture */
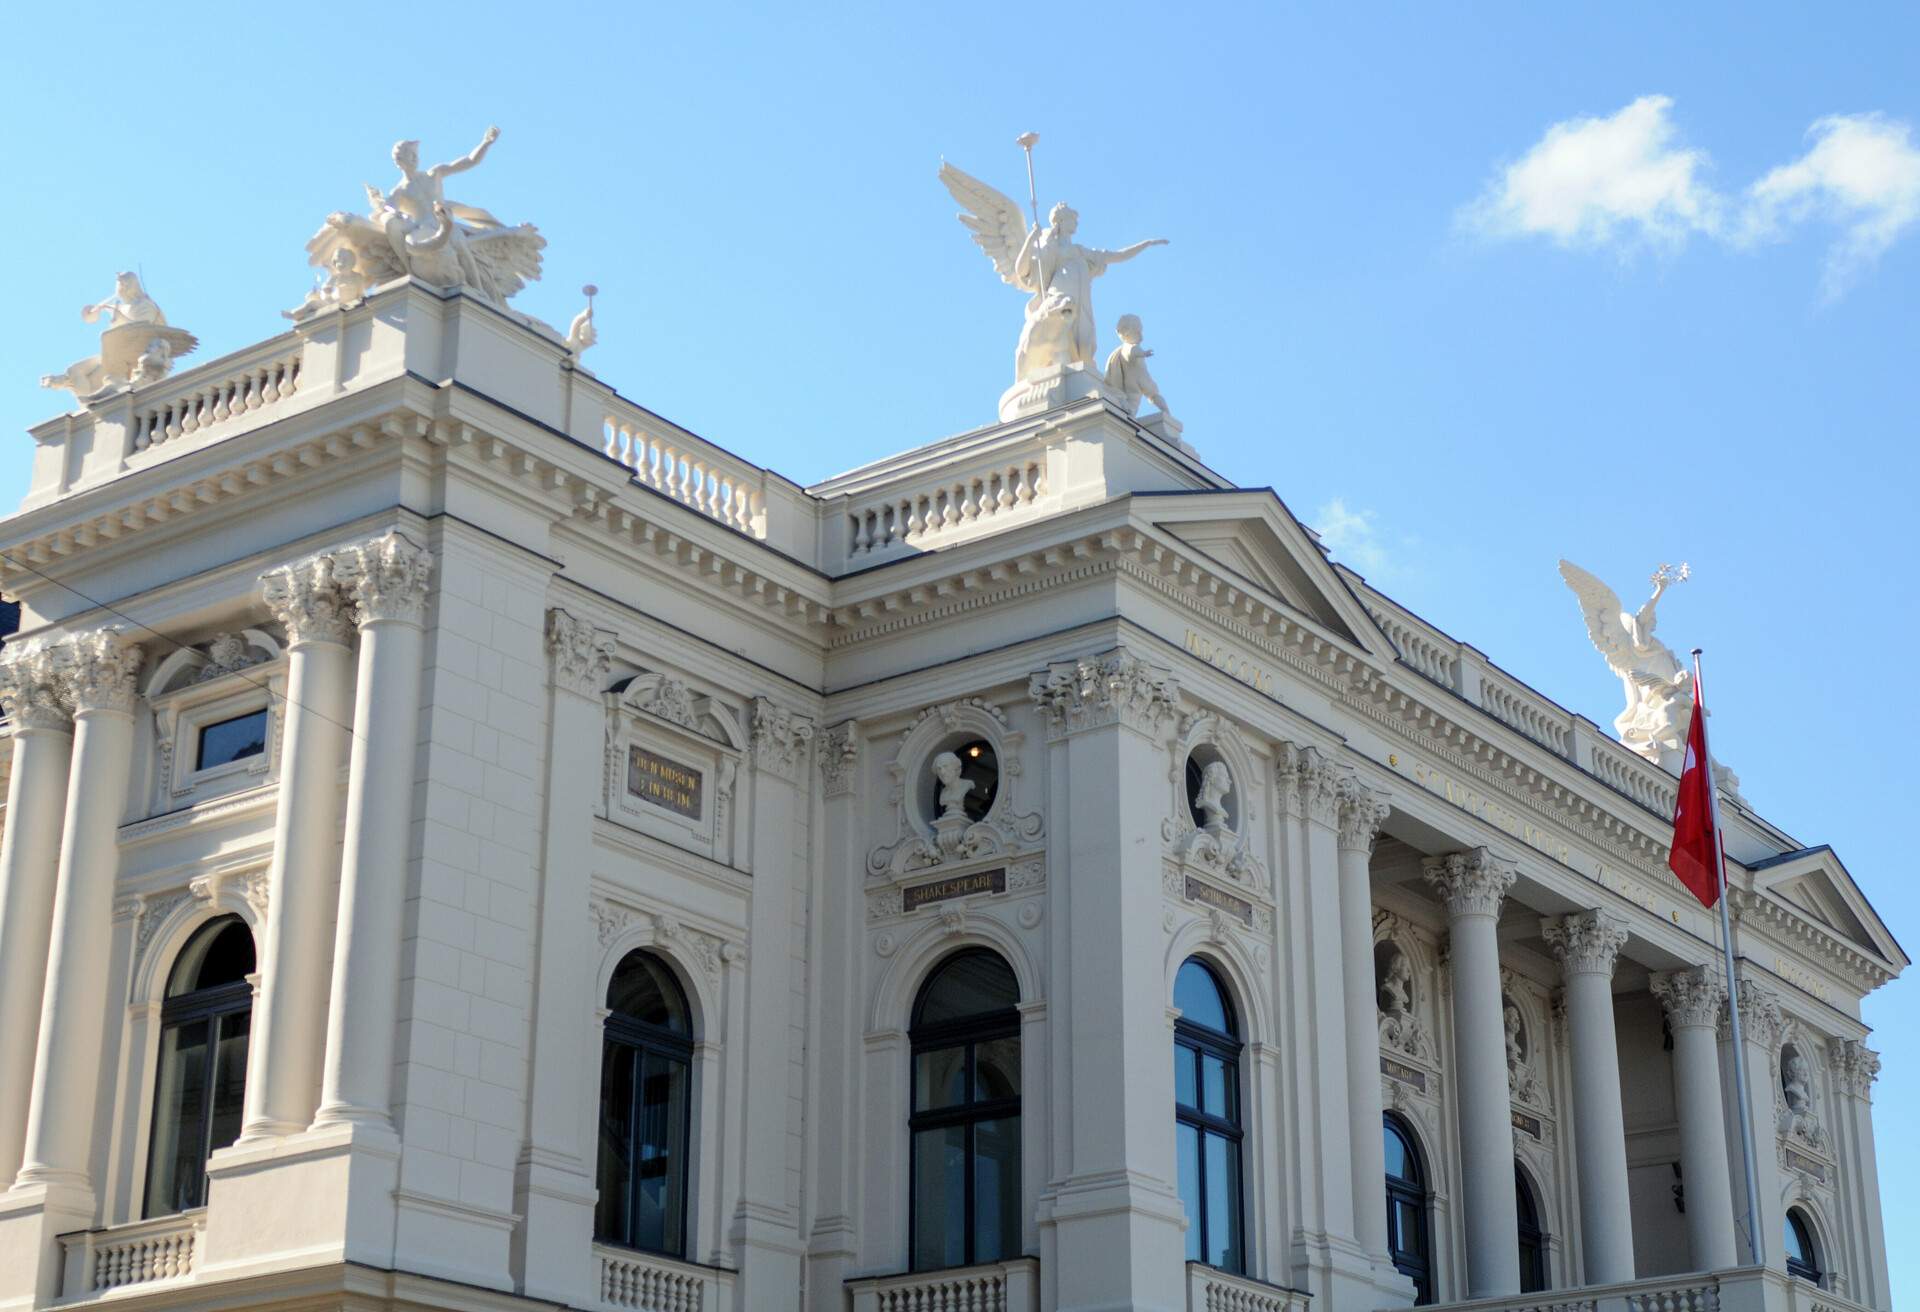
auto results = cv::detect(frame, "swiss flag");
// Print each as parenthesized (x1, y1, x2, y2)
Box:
(1668, 697, 1723, 909)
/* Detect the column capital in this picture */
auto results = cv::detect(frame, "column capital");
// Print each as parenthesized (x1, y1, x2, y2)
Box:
(0, 641, 73, 730)
(1828, 1037, 1881, 1101)
(1335, 776, 1390, 853)
(1275, 741, 1342, 827)
(750, 696, 815, 781)
(1720, 976, 1784, 1048)
(54, 629, 144, 715)
(544, 608, 614, 698)
(1027, 646, 1179, 740)
(1541, 909, 1629, 978)
(335, 530, 434, 627)
(1420, 847, 1514, 920)
(260, 552, 355, 646)
(817, 720, 859, 798)
(1650, 964, 1726, 1029)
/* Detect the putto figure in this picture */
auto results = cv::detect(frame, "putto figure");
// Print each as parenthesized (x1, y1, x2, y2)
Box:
(41, 272, 198, 399)
(940, 152, 1166, 420)
(1104, 314, 1175, 424)
(297, 126, 545, 316)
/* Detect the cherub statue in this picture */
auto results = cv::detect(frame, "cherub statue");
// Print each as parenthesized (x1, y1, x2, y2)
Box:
(41, 272, 198, 399)
(1194, 760, 1233, 832)
(1104, 314, 1176, 424)
(932, 750, 975, 819)
(939, 160, 1166, 408)
(285, 248, 372, 322)
(1559, 561, 1698, 770)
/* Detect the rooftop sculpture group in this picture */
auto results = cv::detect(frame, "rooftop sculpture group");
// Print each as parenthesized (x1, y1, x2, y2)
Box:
(39, 273, 197, 400)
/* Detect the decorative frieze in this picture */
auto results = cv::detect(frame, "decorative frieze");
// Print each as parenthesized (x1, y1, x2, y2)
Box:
(546, 608, 616, 698)
(749, 696, 814, 780)
(1540, 910, 1629, 978)
(1420, 848, 1514, 920)
(334, 529, 434, 626)
(1027, 647, 1178, 739)
(260, 553, 355, 646)
(817, 721, 859, 798)
(56, 629, 144, 715)
(1649, 965, 1726, 1030)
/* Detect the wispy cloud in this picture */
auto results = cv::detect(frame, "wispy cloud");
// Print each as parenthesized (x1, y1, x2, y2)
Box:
(1314, 498, 1393, 578)
(1741, 113, 1920, 297)
(1461, 95, 1722, 250)
(1464, 97, 1920, 296)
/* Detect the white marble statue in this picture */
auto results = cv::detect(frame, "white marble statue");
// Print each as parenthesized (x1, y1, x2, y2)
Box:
(1193, 760, 1232, 832)
(932, 750, 975, 819)
(566, 285, 598, 356)
(1559, 560, 1697, 769)
(1379, 949, 1412, 1018)
(940, 158, 1165, 417)
(1104, 313, 1176, 424)
(299, 126, 545, 313)
(41, 273, 198, 399)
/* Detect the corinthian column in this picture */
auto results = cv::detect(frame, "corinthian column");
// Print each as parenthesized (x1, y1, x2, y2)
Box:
(1542, 910, 1634, 1284)
(239, 553, 356, 1139)
(0, 646, 74, 1185)
(1422, 848, 1519, 1298)
(1336, 778, 1393, 1269)
(1650, 966, 1736, 1272)
(16, 630, 143, 1192)
(313, 531, 433, 1129)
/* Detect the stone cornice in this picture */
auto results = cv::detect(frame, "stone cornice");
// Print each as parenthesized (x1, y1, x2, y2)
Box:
(1726, 886, 1895, 993)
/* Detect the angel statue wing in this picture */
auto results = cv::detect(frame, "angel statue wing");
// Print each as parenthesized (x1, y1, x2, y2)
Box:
(1557, 559, 1633, 677)
(304, 211, 409, 285)
(463, 224, 546, 302)
(939, 161, 1029, 285)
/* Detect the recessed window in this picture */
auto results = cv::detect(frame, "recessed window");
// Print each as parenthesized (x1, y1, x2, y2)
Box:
(928, 740, 998, 825)
(196, 709, 268, 772)
(1785, 1209, 1823, 1285)
(1174, 958, 1244, 1273)
(1517, 1162, 1548, 1293)
(1385, 1114, 1433, 1304)
(596, 952, 694, 1258)
(145, 917, 254, 1217)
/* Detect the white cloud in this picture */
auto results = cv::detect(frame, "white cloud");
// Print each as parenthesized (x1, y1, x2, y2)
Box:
(1463, 95, 1723, 249)
(1741, 113, 1920, 297)
(1314, 498, 1392, 578)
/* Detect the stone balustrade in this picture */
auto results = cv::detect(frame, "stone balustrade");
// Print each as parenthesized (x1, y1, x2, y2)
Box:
(58, 1211, 203, 1300)
(1185, 1262, 1310, 1312)
(847, 1257, 1040, 1312)
(602, 406, 767, 537)
(843, 454, 1049, 561)
(130, 344, 305, 456)
(593, 1244, 736, 1312)
(1416, 1269, 1735, 1312)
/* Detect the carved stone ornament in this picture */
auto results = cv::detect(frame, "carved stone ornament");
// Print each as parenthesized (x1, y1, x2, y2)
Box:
(545, 608, 615, 698)
(590, 896, 732, 978)
(1275, 742, 1343, 827)
(41, 272, 198, 400)
(818, 721, 860, 798)
(1029, 647, 1179, 740)
(1500, 980, 1551, 1111)
(1649, 965, 1726, 1030)
(1372, 917, 1436, 1063)
(1420, 848, 1515, 921)
(1829, 1037, 1881, 1101)
(1337, 776, 1391, 854)
(1162, 712, 1265, 885)
(55, 628, 145, 715)
(750, 696, 815, 780)
(334, 530, 434, 626)
(1775, 1029, 1829, 1155)
(868, 699, 1043, 878)
(260, 553, 356, 647)
(1540, 909, 1629, 979)
(0, 641, 74, 731)
(1721, 978, 1784, 1051)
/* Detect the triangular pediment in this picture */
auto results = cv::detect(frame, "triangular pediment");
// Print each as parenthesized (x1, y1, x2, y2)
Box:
(1749, 846, 1907, 968)
(1137, 490, 1392, 658)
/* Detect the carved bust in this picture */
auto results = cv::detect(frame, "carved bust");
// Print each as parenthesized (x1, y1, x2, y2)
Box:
(932, 750, 975, 819)
(1194, 760, 1233, 832)
(1379, 949, 1413, 1019)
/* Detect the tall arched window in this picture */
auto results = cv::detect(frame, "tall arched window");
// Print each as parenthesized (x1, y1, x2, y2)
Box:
(1784, 1209, 1824, 1286)
(145, 916, 254, 1217)
(1173, 958, 1243, 1273)
(1516, 1162, 1548, 1293)
(910, 949, 1021, 1271)
(1384, 1114, 1432, 1305)
(596, 951, 694, 1257)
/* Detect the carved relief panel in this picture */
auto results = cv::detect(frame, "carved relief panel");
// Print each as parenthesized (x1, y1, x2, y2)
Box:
(602, 670, 746, 867)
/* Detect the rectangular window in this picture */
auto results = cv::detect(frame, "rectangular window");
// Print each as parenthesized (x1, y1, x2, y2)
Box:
(196, 709, 268, 771)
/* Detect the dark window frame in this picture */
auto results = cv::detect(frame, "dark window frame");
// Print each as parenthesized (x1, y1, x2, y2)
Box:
(595, 953, 695, 1259)
(1174, 958, 1246, 1275)
(194, 707, 269, 772)
(908, 949, 1022, 1272)
(1384, 1113, 1434, 1305)
(1784, 1209, 1823, 1285)
(143, 918, 253, 1218)
(1516, 1161, 1549, 1293)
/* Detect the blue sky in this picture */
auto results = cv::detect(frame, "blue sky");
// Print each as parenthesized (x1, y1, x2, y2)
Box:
(3, 1, 1915, 1298)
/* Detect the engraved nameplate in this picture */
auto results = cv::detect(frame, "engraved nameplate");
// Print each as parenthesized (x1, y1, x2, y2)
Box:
(903, 868, 1007, 912)
(1381, 1056, 1427, 1093)
(1184, 876, 1254, 928)
(626, 745, 703, 820)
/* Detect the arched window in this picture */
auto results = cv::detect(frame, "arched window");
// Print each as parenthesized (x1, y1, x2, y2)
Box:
(910, 949, 1021, 1271)
(1516, 1162, 1548, 1293)
(145, 916, 254, 1217)
(1384, 1114, 1432, 1305)
(1174, 958, 1244, 1273)
(595, 951, 694, 1257)
(1784, 1209, 1823, 1285)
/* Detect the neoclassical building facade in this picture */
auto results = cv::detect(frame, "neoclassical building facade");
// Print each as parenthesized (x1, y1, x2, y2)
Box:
(0, 276, 1901, 1312)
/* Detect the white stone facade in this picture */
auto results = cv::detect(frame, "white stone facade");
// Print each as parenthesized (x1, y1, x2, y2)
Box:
(0, 277, 1900, 1312)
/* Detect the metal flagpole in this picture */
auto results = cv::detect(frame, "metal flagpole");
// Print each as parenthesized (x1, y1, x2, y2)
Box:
(1693, 647, 1766, 1266)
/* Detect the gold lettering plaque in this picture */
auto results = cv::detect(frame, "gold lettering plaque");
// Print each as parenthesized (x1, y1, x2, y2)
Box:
(1183, 876, 1255, 927)
(903, 868, 1007, 911)
(1183, 630, 1275, 694)
(626, 745, 703, 820)
(1381, 1056, 1427, 1092)
(1511, 1109, 1543, 1139)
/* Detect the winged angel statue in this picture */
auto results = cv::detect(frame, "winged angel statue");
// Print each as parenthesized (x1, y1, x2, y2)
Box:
(1558, 558, 1708, 761)
(291, 127, 545, 319)
(939, 161, 1165, 418)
